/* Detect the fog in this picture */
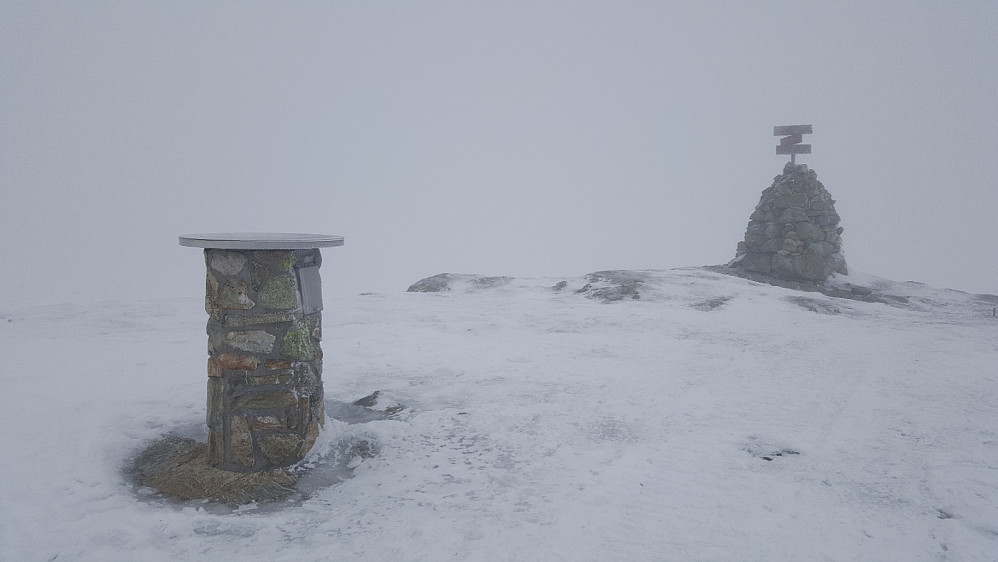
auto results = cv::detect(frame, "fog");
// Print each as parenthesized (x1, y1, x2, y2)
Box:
(3, 1, 996, 306)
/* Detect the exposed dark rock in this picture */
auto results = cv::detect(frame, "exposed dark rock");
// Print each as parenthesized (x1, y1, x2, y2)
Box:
(575, 271, 644, 302)
(406, 273, 513, 293)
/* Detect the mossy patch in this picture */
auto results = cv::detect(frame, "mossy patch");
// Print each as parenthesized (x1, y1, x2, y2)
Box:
(282, 322, 316, 360)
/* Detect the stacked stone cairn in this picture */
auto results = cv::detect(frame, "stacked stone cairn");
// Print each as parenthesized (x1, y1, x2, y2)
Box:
(731, 162, 847, 282)
(204, 248, 326, 471)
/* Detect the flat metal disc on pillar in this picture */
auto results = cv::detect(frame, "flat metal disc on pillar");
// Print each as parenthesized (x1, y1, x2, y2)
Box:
(179, 233, 344, 250)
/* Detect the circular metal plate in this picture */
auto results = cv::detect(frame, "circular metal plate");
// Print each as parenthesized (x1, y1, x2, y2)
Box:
(179, 233, 344, 250)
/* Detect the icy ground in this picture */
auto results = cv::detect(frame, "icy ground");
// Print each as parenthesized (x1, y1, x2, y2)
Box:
(1, 268, 996, 561)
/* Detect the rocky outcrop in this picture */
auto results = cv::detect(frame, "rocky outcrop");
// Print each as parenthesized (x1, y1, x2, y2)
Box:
(730, 163, 846, 282)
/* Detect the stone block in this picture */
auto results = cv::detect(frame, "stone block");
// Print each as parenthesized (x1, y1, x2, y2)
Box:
(794, 222, 824, 242)
(792, 255, 835, 281)
(206, 378, 223, 427)
(217, 353, 259, 371)
(235, 389, 299, 410)
(229, 415, 255, 467)
(207, 357, 223, 377)
(760, 238, 783, 252)
(771, 253, 795, 278)
(259, 274, 298, 310)
(218, 280, 255, 310)
(804, 241, 835, 256)
(782, 238, 804, 253)
(252, 415, 285, 431)
(302, 421, 321, 454)
(297, 266, 323, 314)
(258, 433, 302, 466)
(223, 330, 276, 354)
(740, 253, 773, 273)
(774, 194, 806, 209)
(282, 322, 316, 360)
(250, 251, 297, 272)
(208, 250, 248, 276)
(222, 310, 297, 327)
(778, 207, 809, 223)
(207, 429, 224, 466)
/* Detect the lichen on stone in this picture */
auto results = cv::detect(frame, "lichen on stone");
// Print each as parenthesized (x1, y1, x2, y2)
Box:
(282, 322, 316, 360)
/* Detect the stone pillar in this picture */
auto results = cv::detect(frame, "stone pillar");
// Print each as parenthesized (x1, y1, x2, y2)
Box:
(180, 234, 343, 472)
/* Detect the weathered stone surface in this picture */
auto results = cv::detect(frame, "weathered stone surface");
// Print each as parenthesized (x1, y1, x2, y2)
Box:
(249, 372, 293, 386)
(774, 194, 805, 209)
(778, 207, 809, 223)
(804, 241, 836, 256)
(223, 330, 276, 354)
(129, 436, 296, 503)
(208, 250, 247, 276)
(259, 274, 298, 310)
(207, 357, 223, 377)
(229, 415, 255, 467)
(206, 378, 223, 427)
(250, 250, 297, 272)
(218, 280, 255, 309)
(795, 222, 824, 242)
(235, 390, 298, 410)
(252, 415, 285, 431)
(740, 252, 773, 274)
(258, 433, 302, 466)
(198, 247, 330, 473)
(282, 322, 316, 360)
(297, 265, 323, 314)
(222, 310, 297, 327)
(207, 429, 224, 466)
(302, 420, 320, 454)
(731, 163, 846, 283)
(217, 353, 259, 371)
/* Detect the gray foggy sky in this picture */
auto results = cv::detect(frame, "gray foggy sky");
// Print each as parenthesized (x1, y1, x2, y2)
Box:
(2, 1, 996, 305)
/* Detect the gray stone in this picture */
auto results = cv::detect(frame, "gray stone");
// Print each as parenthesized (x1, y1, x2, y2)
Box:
(760, 238, 784, 253)
(741, 252, 773, 273)
(297, 266, 323, 314)
(282, 322, 316, 360)
(223, 330, 276, 354)
(795, 222, 825, 242)
(771, 253, 795, 278)
(774, 194, 806, 209)
(229, 415, 255, 467)
(792, 255, 835, 281)
(250, 250, 297, 272)
(258, 274, 298, 310)
(779, 207, 809, 223)
(206, 378, 223, 428)
(731, 164, 846, 284)
(235, 390, 299, 410)
(804, 241, 836, 256)
(218, 280, 255, 310)
(252, 415, 285, 431)
(258, 434, 302, 466)
(208, 250, 248, 276)
(222, 310, 297, 327)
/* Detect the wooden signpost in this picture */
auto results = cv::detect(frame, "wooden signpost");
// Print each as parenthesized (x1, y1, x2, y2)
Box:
(775, 124, 812, 164)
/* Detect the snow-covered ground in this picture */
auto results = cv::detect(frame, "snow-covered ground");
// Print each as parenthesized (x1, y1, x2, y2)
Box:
(1, 268, 996, 561)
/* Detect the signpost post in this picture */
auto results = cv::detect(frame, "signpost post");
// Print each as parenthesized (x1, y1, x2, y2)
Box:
(774, 124, 812, 164)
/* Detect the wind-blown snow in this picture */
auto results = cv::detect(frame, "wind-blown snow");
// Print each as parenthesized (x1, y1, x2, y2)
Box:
(1, 268, 995, 561)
